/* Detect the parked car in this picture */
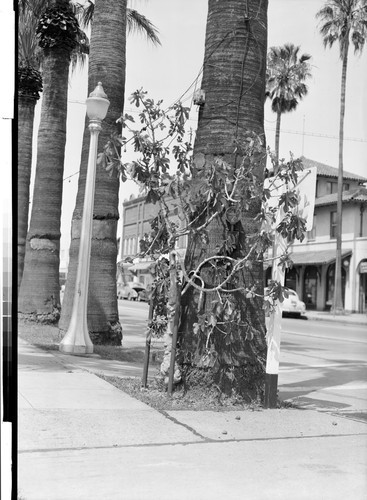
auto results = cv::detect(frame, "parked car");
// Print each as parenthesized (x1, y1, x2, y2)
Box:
(264, 287, 306, 318)
(281, 289, 306, 318)
(136, 288, 152, 302)
(117, 282, 146, 301)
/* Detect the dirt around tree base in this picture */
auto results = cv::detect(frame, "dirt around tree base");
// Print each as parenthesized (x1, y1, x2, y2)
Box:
(97, 374, 273, 412)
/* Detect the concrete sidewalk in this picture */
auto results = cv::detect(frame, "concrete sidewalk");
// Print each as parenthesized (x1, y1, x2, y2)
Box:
(18, 338, 367, 500)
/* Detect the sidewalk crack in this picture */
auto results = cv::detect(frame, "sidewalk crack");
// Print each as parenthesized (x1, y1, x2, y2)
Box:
(159, 410, 211, 441)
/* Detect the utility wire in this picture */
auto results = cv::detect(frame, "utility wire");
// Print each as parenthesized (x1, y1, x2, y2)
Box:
(265, 127, 367, 143)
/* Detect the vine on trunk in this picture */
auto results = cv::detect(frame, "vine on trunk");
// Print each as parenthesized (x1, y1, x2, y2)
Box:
(99, 90, 308, 386)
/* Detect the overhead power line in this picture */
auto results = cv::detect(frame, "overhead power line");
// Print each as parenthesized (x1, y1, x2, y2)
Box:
(265, 127, 366, 143)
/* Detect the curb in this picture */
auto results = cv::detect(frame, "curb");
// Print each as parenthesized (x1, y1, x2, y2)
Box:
(305, 314, 367, 326)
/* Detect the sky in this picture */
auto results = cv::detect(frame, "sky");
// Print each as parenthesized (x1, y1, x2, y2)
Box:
(28, 0, 367, 260)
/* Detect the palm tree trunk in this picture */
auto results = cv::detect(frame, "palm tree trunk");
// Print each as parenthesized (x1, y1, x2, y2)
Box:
(18, 47, 71, 322)
(59, 0, 127, 344)
(333, 38, 349, 314)
(275, 109, 281, 166)
(18, 95, 37, 292)
(179, 0, 268, 399)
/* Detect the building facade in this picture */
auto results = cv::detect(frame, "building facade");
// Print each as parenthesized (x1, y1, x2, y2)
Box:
(265, 158, 367, 312)
(120, 157, 367, 312)
(119, 193, 187, 287)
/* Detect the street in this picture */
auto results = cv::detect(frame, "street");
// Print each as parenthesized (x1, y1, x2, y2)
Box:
(279, 318, 367, 414)
(118, 300, 367, 414)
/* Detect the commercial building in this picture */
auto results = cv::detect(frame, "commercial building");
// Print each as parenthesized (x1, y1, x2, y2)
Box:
(118, 193, 187, 287)
(119, 157, 367, 312)
(265, 158, 367, 312)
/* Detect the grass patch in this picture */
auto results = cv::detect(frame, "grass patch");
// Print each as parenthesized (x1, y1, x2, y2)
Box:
(18, 319, 61, 350)
(17, 318, 161, 365)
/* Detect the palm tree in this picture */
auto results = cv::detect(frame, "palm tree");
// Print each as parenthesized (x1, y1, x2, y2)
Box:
(266, 43, 312, 164)
(59, 0, 160, 344)
(77, 0, 161, 44)
(18, 1, 43, 291)
(178, 0, 268, 399)
(317, 0, 367, 313)
(18, 0, 86, 321)
(17, 0, 88, 293)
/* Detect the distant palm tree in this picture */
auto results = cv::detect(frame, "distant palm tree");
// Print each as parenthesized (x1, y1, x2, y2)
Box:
(266, 43, 312, 164)
(317, 0, 367, 313)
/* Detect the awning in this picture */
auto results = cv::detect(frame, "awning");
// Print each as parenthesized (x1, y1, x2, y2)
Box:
(118, 262, 133, 269)
(129, 261, 155, 272)
(290, 249, 352, 266)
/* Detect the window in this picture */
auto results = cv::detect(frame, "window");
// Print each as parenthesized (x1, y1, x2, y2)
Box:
(307, 215, 316, 240)
(326, 181, 349, 195)
(330, 211, 337, 239)
(326, 181, 337, 195)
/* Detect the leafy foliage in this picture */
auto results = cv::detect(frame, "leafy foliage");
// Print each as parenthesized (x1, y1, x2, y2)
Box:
(266, 43, 312, 115)
(316, 0, 367, 58)
(102, 90, 309, 380)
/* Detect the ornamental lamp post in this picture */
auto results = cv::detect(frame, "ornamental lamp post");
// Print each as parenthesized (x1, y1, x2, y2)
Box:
(59, 82, 110, 355)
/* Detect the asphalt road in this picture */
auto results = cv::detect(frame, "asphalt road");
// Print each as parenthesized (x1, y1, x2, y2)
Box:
(279, 318, 367, 413)
(118, 300, 367, 413)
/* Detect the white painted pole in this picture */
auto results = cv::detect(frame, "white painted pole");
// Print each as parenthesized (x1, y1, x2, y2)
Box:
(60, 83, 109, 355)
(264, 232, 287, 407)
(264, 168, 316, 407)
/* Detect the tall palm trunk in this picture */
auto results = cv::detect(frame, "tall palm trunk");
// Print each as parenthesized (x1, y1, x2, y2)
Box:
(18, 95, 38, 291)
(179, 0, 268, 399)
(18, 46, 71, 321)
(275, 109, 282, 163)
(333, 37, 349, 314)
(59, 0, 126, 344)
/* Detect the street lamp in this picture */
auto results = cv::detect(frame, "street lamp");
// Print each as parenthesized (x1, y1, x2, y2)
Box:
(60, 82, 110, 354)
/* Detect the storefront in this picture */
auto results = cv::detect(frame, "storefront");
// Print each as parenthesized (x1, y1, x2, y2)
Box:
(266, 248, 353, 311)
(303, 266, 318, 310)
(291, 249, 351, 311)
(358, 259, 367, 313)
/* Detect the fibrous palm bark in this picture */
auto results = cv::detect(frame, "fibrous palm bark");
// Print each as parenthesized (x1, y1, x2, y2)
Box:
(18, 1, 43, 291)
(18, 82, 42, 291)
(59, 0, 127, 344)
(179, 0, 268, 399)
